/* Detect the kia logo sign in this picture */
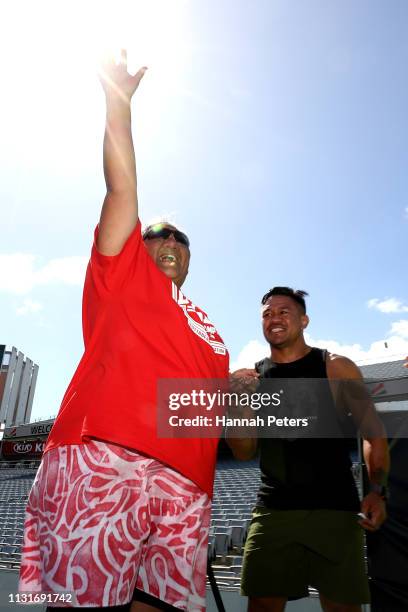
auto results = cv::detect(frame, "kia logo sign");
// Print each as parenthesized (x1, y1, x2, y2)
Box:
(1, 439, 46, 458)
(12, 442, 45, 454)
(13, 443, 33, 454)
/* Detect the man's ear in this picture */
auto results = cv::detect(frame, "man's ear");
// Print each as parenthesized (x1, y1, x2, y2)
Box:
(301, 314, 309, 330)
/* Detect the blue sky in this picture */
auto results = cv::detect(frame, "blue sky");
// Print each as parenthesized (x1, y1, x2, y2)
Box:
(1, 0, 407, 421)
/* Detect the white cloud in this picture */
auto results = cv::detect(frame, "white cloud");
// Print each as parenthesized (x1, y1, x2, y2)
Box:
(230, 340, 268, 371)
(16, 299, 43, 316)
(304, 332, 408, 365)
(390, 320, 408, 339)
(0, 253, 88, 295)
(367, 297, 408, 314)
(35, 257, 88, 286)
(0, 254, 37, 294)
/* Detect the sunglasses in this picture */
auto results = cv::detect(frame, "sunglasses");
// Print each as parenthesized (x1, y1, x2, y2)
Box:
(143, 225, 190, 248)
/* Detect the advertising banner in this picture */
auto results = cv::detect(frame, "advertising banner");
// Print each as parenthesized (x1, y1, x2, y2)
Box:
(1, 438, 46, 459)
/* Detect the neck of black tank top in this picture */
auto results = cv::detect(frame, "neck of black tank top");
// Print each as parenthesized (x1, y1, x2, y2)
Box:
(271, 345, 314, 365)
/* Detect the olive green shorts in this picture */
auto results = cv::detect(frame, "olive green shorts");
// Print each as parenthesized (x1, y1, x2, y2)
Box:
(241, 507, 370, 604)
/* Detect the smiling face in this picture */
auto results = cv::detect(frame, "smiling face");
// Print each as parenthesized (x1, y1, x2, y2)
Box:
(261, 295, 309, 349)
(143, 224, 190, 287)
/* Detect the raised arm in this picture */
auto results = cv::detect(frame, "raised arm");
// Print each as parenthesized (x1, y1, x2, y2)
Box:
(97, 50, 147, 255)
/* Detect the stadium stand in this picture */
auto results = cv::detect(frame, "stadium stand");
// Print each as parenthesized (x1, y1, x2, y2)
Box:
(209, 458, 259, 590)
(0, 463, 38, 571)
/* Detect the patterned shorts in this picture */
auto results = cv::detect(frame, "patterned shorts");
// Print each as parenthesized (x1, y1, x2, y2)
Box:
(19, 440, 211, 611)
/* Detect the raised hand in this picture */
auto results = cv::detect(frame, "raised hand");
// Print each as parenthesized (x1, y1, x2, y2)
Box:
(99, 49, 147, 104)
(97, 48, 145, 256)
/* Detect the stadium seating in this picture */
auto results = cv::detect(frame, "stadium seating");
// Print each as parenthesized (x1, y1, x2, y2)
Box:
(208, 459, 259, 589)
(0, 462, 37, 570)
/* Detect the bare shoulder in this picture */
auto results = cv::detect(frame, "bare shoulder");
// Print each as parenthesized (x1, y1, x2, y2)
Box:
(326, 352, 362, 379)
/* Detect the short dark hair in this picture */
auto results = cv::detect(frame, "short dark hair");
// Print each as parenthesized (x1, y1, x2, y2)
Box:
(261, 286, 309, 313)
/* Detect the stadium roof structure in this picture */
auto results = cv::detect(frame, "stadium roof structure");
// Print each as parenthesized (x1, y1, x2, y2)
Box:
(358, 358, 408, 412)
(360, 359, 408, 380)
(375, 400, 408, 412)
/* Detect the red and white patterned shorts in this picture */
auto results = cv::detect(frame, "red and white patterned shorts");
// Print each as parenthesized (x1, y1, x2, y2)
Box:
(19, 440, 211, 611)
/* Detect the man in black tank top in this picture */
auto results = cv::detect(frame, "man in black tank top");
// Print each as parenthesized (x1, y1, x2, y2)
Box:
(228, 287, 389, 612)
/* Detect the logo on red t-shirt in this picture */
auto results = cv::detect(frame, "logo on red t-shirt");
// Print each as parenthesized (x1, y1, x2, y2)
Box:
(172, 285, 227, 355)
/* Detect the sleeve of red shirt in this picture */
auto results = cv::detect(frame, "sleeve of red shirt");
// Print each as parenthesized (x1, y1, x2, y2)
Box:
(87, 219, 146, 295)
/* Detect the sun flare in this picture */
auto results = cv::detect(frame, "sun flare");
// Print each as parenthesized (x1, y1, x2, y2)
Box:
(89, 0, 190, 86)
(1, 0, 191, 165)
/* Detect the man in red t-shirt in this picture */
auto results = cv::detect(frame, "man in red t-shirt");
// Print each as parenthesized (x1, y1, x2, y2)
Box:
(19, 51, 228, 612)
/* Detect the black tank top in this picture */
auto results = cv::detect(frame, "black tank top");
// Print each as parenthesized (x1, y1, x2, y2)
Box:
(256, 347, 360, 511)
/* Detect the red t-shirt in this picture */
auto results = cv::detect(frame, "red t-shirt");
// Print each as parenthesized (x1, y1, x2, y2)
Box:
(45, 220, 229, 496)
